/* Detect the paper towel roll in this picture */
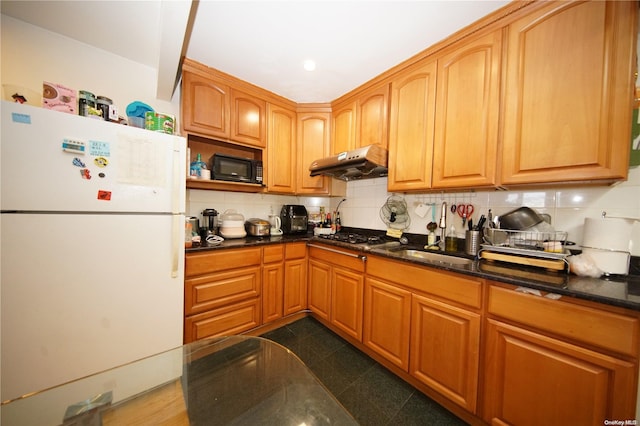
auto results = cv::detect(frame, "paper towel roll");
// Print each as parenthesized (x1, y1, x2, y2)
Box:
(582, 217, 633, 252)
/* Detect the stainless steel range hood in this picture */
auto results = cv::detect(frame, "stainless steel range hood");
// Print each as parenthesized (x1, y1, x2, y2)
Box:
(309, 144, 388, 181)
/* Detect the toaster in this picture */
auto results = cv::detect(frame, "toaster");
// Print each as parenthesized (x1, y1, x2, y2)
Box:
(280, 205, 308, 234)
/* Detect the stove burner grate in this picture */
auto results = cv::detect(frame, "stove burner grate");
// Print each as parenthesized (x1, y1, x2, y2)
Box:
(318, 233, 391, 245)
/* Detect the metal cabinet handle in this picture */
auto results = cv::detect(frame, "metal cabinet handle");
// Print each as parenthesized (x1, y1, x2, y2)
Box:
(307, 243, 367, 261)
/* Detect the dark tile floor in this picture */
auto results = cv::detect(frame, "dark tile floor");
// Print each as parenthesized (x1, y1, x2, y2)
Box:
(261, 316, 468, 425)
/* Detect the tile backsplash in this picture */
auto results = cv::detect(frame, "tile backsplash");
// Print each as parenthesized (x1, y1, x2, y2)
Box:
(187, 166, 640, 255)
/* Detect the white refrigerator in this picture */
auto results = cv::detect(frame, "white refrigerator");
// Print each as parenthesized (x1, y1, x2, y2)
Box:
(1, 101, 186, 401)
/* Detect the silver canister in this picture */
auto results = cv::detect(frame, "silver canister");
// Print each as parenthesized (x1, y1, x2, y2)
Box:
(465, 230, 482, 256)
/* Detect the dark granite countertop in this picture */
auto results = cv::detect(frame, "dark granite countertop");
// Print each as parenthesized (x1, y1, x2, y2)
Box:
(186, 229, 640, 312)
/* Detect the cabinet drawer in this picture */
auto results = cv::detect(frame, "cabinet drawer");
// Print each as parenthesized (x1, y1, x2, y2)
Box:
(186, 247, 261, 277)
(309, 245, 365, 272)
(367, 256, 482, 309)
(285, 242, 307, 260)
(263, 245, 284, 264)
(185, 266, 261, 315)
(184, 298, 261, 343)
(488, 284, 640, 357)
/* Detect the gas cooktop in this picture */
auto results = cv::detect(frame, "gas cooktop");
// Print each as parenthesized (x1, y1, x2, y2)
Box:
(316, 233, 392, 246)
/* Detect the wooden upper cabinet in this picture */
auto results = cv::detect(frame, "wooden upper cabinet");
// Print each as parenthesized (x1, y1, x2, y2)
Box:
(500, 0, 636, 185)
(266, 103, 296, 193)
(230, 89, 266, 148)
(388, 59, 437, 192)
(182, 70, 230, 139)
(331, 83, 389, 156)
(432, 29, 502, 189)
(357, 83, 389, 150)
(297, 111, 332, 194)
(331, 101, 357, 155)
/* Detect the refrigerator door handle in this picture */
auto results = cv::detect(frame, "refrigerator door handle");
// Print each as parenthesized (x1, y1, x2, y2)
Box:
(170, 138, 186, 278)
(172, 214, 181, 278)
(171, 141, 183, 215)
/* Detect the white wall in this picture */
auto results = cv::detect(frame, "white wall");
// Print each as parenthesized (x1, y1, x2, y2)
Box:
(1, 15, 180, 123)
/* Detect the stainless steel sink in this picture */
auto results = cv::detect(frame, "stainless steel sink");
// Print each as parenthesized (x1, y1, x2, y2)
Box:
(391, 249, 473, 266)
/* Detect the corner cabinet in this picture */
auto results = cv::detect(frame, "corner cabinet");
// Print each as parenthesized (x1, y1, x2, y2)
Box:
(296, 109, 346, 196)
(500, 0, 636, 185)
(331, 82, 390, 155)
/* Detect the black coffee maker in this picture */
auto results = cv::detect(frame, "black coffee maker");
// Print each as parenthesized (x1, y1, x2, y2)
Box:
(201, 208, 218, 238)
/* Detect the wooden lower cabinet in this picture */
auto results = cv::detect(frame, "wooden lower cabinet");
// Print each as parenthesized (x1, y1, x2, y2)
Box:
(284, 242, 308, 315)
(184, 298, 261, 343)
(308, 258, 332, 321)
(410, 293, 480, 413)
(363, 277, 411, 370)
(331, 266, 364, 340)
(364, 255, 483, 414)
(308, 245, 365, 340)
(184, 247, 262, 343)
(482, 319, 636, 426)
(482, 283, 640, 425)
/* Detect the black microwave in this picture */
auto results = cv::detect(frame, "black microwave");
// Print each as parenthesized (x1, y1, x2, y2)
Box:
(212, 154, 263, 185)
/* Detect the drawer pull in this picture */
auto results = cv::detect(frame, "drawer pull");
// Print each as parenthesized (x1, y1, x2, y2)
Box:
(307, 243, 367, 261)
(515, 286, 562, 300)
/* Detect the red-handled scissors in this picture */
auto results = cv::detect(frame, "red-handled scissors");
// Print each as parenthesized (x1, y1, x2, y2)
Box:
(457, 204, 474, 227)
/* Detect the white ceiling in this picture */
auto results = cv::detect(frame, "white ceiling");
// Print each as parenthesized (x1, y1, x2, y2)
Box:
(1, 0, 511, 103)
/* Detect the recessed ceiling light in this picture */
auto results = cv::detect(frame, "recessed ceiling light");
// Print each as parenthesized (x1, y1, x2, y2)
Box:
(303, 60, 316, 71)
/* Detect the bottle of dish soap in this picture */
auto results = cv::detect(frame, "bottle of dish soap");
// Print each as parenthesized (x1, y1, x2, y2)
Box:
(189, 153, 207, 179)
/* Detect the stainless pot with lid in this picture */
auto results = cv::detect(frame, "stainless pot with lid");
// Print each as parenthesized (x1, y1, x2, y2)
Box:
(245, 218, 271, 236)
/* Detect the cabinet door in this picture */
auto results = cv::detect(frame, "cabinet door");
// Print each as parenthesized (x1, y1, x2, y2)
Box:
(363, 277, 411, 370)
(410, 293, 480, 413)
(308, 259, 331, 321)
(482, 319, 637, 425)
(262, 263, 284, 323)
(297, 112, 331, 194)
(284, 258, 308, 315)
(230, 89, 266, 148)
(432, 30, 501, 189)
(357, 83, 389, 150)
(388, 59, 437, 192)
(266, 104, 296, 193)
(181, 71, 230, 139)
(501, 0, 635, 185)
(331, 267, 364, 341)
(332, 101, 356, 155)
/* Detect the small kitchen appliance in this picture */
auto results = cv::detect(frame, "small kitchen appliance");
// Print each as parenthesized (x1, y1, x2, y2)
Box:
(219, 209, 247, 239)
(212, 153, 263, 185)
(201, 208, 218, 236)
(245, 218, 271, 237)
(280, 205, 308, 234)
(269, 214, 283, 236)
